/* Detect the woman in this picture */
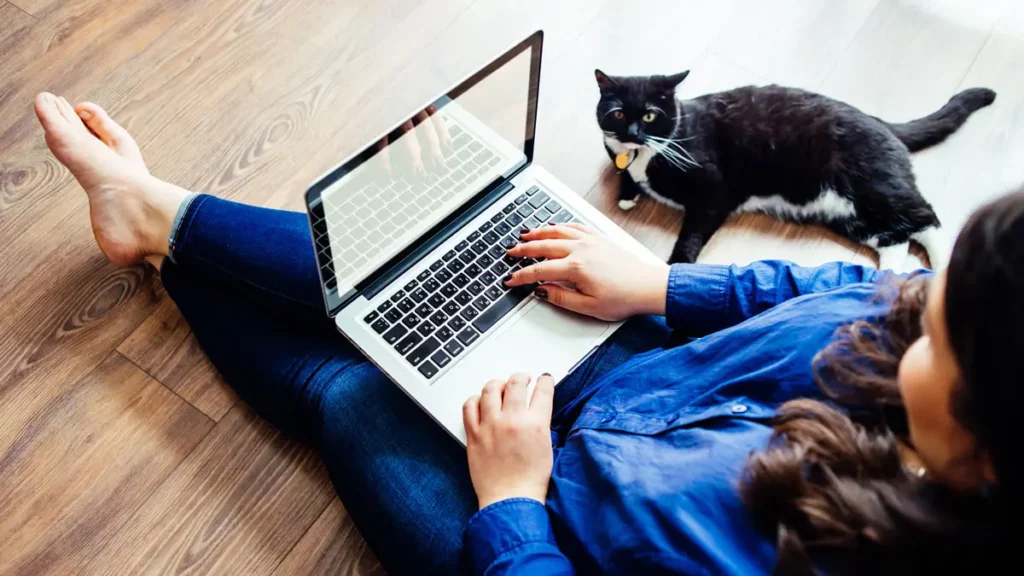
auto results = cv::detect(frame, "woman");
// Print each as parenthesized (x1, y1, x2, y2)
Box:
(34, 92, 1014, 575)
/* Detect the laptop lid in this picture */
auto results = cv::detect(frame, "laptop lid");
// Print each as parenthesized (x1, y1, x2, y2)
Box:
(306, 31, 544, 316)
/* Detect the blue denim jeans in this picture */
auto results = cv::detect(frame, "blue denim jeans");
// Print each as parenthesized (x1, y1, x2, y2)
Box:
(160, 194, 671, 575)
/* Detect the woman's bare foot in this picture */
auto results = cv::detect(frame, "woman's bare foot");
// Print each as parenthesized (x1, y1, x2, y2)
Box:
(34, 92, 189, 266)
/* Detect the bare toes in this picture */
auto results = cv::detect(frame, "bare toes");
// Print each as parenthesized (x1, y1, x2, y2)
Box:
(75, 102, 145, 166)
(34, 92, 73, 135)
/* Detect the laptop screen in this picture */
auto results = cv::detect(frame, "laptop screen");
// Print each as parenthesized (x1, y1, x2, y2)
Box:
(307, 32, 542, 309)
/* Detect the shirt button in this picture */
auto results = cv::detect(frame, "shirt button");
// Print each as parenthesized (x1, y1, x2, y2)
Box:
(731, 404, 748, 414)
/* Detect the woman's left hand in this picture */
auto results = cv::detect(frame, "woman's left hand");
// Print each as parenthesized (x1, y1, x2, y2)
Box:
(463, 373, 555, 510)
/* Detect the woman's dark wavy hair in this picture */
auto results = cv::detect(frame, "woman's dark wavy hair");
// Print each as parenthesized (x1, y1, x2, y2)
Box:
(740, 189, 1024, 575)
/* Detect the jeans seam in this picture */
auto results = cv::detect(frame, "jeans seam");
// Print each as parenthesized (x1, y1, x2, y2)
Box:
(169, 193, 206, 264)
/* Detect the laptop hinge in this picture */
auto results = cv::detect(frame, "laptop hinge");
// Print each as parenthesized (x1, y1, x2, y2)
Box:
(358, 178, 517, 301)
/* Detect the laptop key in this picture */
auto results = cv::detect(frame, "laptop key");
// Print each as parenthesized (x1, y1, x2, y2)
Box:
(416, 322, 436, 337)
(525, 185, 540, 196)
(477, 254, 494, 268)
(440, 283, 459, 298)
(364, 311, 379, 324)
(464, 263, 482, 278)
(468, 230, 481, 242)
(515, 204, 532, 218)
(385, 308, 402, 323)
(395, 332, 422, 355)
(442, 301, 460, 316)
(457, 327, 479, 346)
(429, 259, 445, 272)
(448, 315, 466, 331)
(417, 360, 439, 379)
(483, 231, 500, 245)
(455, 240, 470, 252)
(460, 307, 479, 322)
(490, 212, 504, 224)
(397, 298, 416, 313)
(411, 289, 428, 303)
(455, 291, 472, 306)
(471, 240, 489, 255)
(446, 260, 465, 273)
(502, 203, 516, 215)
(402, 315, 421, 329)
(417, 269, 432, 282)
(550, 209, 574, 224)
(523, 216, 541, 229)
(487, 245, 504, 260)
(527, 191, 549, 208)
(500, 236, 518, 249)
(545, 200, 562, 213)
(427, 293, 446, 308)
(480, 271, 497, 286)
(491, 261, 509, 275)
(507, 212, 524, 226)
(514, 194, 528, 205)
(406, 336, 438, 365)
(415, 303, 433, 318)
(435, 268, 453, 283)
(424, 278, 441, 293)
(430, 310, 448, 325)
(495, 221, 512, 235)
(444, 340, 464, 357)
(390, 290, 406, 303)
(485, 286, 502, 300)
(377, 300, 393, 313)
(436, 326, 455, 342)
(467, 281, 485, 295)
(442, 250, 457, 262)
(383, 324, 408, 345)
(431, 350, 451, 368)
(370, 318, 390, 334)
(472, 296, 490, 312)
(478, 221, 493, 233)
(472, 285, 533, 334)
(453, 273, 470, 287)
(404, 279, 419, 292)
(458, 251, 475, 265)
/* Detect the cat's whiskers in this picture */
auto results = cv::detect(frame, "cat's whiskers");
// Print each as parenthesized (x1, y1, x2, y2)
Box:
(645, 137, 700, 170)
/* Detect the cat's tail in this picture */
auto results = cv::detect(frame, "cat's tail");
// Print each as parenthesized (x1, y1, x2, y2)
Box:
(885, 88, 997, 152)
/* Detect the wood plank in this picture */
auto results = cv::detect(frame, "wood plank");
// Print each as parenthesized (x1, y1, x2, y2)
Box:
(709, 0, 880, 89)
(118, 295, 236, 421)
(83, 404, 336, 576)
(271, 499, 384, 576)
(0, 1, 34, 53)
(0, 224, 162, 452)
(0, 353, 213, 576)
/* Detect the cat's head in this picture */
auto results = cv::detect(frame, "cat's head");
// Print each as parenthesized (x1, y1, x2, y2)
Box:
(595, 69, 689, 148)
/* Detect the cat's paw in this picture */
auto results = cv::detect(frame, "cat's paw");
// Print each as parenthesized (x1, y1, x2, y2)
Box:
(618, 199, 637, 211)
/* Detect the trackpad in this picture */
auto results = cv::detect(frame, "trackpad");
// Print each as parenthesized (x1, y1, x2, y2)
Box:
(444, 302, 610, 398)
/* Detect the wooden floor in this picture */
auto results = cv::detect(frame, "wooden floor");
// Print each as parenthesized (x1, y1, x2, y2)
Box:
(2, 0, 1023, 573)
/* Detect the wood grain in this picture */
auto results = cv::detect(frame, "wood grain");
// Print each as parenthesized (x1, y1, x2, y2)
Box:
(118, 295, 236, 421)
(271, 499, 385, 576)
(83, 404, 336, 576)
(0, 353, 212, 576)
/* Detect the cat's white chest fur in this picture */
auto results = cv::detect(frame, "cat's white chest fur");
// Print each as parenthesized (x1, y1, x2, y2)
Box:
(605, 137, 686, 211)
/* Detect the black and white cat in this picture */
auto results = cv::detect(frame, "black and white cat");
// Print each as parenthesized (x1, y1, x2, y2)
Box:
(595, 69, 996, 269)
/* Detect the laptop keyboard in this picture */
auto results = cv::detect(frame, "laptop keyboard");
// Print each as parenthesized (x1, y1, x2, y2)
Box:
(360, 185, 580, 381)
(310, 123, 502, 293)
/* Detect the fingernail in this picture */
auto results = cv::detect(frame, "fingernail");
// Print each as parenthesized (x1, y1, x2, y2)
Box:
(541, 372, 552, 377)
(505, 240, 517, 250)
(78, 108, 92, 120)
(547, 222, 557, 226)
(518, 227, 531, 237)
(502, 273, 514, 284)
(534, 287, 548, 300)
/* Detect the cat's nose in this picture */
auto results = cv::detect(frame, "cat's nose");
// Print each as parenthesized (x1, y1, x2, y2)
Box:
(627, 124, 640, 139)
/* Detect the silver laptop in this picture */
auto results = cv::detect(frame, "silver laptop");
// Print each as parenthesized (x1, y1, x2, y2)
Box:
(305, 31, 659, 444)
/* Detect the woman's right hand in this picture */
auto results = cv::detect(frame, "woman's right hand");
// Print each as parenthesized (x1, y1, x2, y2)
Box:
(504, 223, 670, 321)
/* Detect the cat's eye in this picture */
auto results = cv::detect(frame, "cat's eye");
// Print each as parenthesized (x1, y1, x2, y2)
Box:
(642, 111, 657, 123)
(612, 110, 625, 120)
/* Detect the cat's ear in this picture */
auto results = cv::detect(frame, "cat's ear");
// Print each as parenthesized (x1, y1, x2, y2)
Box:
(662, 70, 690, 88)
(595, 69, 619, 93)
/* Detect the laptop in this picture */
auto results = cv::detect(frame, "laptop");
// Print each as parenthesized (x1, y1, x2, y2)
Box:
(305, 31, 660, 444)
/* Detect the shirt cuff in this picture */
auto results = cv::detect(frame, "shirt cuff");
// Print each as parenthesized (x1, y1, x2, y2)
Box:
(463, 498, 558, 574)
(665, 263, 730, 329)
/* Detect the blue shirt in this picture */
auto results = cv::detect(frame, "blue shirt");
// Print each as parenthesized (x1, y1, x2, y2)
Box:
(463, 260, 911, 575)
